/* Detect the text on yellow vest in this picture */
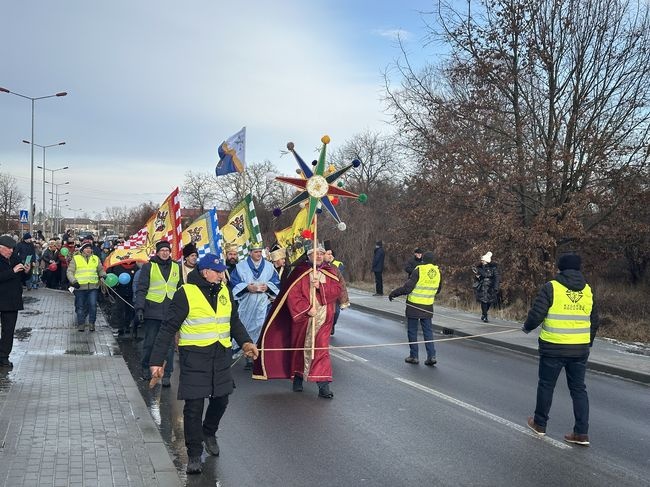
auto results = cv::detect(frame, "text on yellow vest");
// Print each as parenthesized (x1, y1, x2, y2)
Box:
(407, 263, 440, 305)
(73, 254, 100, 285)
(179, 284, 232, 348)
(145, 261, 180, 303)
(540, 280, 593, 345)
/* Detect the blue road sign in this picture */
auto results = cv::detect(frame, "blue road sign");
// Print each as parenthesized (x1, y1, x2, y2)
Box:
(19, 210, 29, 224)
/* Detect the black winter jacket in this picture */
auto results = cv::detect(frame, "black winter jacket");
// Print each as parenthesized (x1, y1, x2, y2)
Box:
(0, 254, 24, 312)
(389, 266, 442, 319)
(134, 256, 182, 321)
(372, 245, 385, 273)
(523, 269, 600, 357)
(473, 262, 500, 304)
(149, 269, 252, 400)
(404, 256, 423, 277)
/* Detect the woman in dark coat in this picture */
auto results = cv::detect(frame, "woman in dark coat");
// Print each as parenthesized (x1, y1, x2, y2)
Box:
(473, 251, 500, 322)
(0, 235, 29, 367)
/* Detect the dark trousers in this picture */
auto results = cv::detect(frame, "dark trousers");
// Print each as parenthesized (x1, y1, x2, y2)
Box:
(141, 319, 174, 378)
(374, 272, 383, 295)
(0, 311, 18, 360)
(74, 289, 98, 326)
(481, 302, 491, 318)
(534, 355, 589, 434)
(183, 395, 229, 457)
(407, 317, 436, 359)
(43, 269, 59, 289)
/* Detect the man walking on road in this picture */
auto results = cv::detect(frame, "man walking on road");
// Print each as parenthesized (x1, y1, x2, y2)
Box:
(149, 254, 258, 475)
(523, 253, 599, 446)
(135, 240, 181, 387)
(0, 235, 29, 368)
(389, 251, 441, 366)
(67, 241, 107, 332)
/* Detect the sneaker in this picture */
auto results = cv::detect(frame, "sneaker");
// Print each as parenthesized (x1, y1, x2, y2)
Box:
(527, 417, 546, 436)
(292, 376, 303, 392)
(186, 456, 202, 474)
(318, 384, 334, 399)
(89, 324, 95, 332)
(161, 377, 171, 388)
(203, 435, 220, 456)
(404, 356, 419, 364)
(424, 357, 437, 366)
(564, 432, 590, 446)
(77, 326, 85, 332)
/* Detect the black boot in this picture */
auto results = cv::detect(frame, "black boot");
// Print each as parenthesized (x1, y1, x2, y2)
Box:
(292, 376, 303, 392)
(317, 382, 334, 399)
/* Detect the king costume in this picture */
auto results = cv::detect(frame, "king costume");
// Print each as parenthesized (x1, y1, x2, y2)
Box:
(252, 257, 347, 391)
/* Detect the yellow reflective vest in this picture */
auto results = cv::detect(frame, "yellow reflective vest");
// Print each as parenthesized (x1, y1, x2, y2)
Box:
(73, 254, 100, 285)
(332, 260, 343, 268)
(407, 263, 440, 305)
(145, 262, 180, 303)
(179, 284, 232, 348)
(540, 281, 593, 345)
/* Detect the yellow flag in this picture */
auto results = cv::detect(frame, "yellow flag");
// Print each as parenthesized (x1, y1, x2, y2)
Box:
(274, 206, 314, 264)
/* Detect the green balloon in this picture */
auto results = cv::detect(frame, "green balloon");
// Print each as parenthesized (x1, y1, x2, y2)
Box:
(60, 247, 69, 256)
(105, 273, 119, 287)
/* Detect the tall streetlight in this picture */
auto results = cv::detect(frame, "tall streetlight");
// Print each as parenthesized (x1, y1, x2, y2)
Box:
(66, 206, 83, 232)
(24, 140, 66, 230)
(46, 180, 69, 236)
(40, 166, 69, 235)
(0, 86, 67, 234)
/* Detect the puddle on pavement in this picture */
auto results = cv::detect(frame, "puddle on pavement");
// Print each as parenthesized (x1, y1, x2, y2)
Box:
(14, 328, 32, 341)
(19, 310, 41, 316)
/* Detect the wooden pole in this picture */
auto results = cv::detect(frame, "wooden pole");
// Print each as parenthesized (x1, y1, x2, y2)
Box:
(310, 212, 318, 360)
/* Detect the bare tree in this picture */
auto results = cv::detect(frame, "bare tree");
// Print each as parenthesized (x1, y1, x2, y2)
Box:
(181, 171, 219, 213)
(0, 172, 24, 233)
(104, 205, 129, 236)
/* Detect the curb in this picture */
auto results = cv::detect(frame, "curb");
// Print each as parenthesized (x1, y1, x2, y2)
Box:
(350, 302, 650, 385)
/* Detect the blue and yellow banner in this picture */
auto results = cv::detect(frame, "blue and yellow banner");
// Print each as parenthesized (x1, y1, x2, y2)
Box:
(216, 127, 246, 176)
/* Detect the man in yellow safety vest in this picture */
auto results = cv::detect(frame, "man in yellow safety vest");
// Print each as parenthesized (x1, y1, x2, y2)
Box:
(523, 253, 599, 446)
(388, 251, 441, 366)
(149, 253, 258, 475)
(67, 241, 107, 332)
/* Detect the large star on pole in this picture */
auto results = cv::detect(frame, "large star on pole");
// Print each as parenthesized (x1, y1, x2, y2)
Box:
(275, 135, 365, 229)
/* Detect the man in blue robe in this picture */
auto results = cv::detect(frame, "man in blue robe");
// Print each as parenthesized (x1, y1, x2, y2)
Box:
(230, 243, 280, 369)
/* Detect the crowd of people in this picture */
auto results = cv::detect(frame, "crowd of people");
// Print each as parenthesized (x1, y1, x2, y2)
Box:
(0, 229, 600, 473)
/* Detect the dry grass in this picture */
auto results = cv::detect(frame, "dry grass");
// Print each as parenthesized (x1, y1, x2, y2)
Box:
(350, 273, 650, 343)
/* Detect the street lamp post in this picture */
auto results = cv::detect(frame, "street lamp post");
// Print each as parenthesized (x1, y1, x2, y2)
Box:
(0, 86, 67, 234)
(25, 140, 66, 230)
(46, 181, 69, 236)
(40, 167, 69, 236)
(66, 206, 83, 232)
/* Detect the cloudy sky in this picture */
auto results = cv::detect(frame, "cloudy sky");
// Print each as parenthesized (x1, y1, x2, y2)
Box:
(0, 0, 441, 218)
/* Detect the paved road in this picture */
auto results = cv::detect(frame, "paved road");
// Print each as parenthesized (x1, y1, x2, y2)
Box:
(120, 307, 649, 486)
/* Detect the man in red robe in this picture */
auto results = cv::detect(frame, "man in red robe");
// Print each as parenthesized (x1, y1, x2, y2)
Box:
(252, 244, 345, 398)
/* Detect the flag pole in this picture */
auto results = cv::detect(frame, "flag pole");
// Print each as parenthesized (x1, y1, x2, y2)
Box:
(311, 212, 318, 360)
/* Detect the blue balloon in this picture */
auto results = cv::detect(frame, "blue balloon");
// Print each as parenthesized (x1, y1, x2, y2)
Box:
(118, 272, 131, 285)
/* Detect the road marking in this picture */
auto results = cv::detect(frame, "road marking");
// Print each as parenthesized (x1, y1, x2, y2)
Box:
(330, 350, 354, 362)
(395, 377, 570, 450)
(332, 348, 368, 362)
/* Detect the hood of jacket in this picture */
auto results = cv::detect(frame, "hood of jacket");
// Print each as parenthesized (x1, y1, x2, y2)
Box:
(554, 269, 587, 292)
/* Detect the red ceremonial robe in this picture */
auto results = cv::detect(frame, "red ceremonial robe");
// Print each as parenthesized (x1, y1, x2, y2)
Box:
(252, 260, 342, 382)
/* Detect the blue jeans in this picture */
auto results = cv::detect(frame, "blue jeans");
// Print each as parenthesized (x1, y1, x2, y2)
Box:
(407, 317, 436, 359)
(74, 289, 98, 326)
(534, 355, 589, 434)
(141, 319, 174, 378)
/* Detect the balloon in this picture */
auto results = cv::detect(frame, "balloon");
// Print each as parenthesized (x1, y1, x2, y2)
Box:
(118, 272, 131, 285)
(47, 263, 58, 272)
(104, 273, 119, 287)
(60, 247, 69, 256)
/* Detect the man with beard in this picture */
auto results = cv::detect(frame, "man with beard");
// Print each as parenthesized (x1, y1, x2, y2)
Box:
(135, 240, 181, 387)
(181, 243, 198, 283)
(223, 243, 239, 282)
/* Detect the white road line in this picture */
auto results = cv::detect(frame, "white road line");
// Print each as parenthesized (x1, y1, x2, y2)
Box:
(330, 350, 354, 362)
(395, 377, 571, 450)
(332, 348, 368, 362)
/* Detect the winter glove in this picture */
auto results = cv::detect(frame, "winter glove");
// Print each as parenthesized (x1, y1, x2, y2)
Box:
(71, 282, 81, 289)
(521, 325, 531, 334)
(136, 309, 145, 324)
(388, 293, 396, 302)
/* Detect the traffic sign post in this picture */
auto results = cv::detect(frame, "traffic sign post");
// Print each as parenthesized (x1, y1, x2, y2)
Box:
(19, 210, 29, 224)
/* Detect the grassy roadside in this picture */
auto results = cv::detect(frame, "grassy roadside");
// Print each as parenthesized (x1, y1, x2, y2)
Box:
(349, 275, 650, 344)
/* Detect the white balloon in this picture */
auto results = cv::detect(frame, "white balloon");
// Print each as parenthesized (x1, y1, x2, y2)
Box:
(337, 222, 347, 231)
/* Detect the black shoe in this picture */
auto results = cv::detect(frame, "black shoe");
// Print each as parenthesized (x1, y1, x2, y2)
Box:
(318, 384, 334, 399)
(292, 376, 303, 392)
(424, 358, 437, 366)
(203, 435, 220, 456)
(243, 358, 253, 370)
(77, 326, 85, 332)
(142, 368, 151, 381)
(330, 326, 335, 336)
(0, 358, 13, 368)
(404, 356, 419, 364)
(186, 456, 202, 474)
(481, 315, 488, 322)
(372, 293, 383, 296)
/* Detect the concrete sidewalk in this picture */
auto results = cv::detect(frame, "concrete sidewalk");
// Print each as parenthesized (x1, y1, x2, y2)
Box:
(0, 288, 181, 487)
(348, 288, 650, 385)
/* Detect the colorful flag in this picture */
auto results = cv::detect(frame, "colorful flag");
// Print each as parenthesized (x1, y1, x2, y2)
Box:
(181, 208, 223, 259)
(104, 188, 182, 269)
(221, 194, 262, 258)
(216, 127, 246, 176)
(274, 206, 314, 264)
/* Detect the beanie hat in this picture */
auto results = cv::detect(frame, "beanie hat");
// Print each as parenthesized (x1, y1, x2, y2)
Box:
(423, 251, 434, 264)
(558, 253, 581, 271)
(79, 242, 93, 252)
(414, 248, 422, 254)
(23, 232, 32, 240)
(156, 240, 171, 252)
(0, 235, 16, 248)
(481, 251, 492, 263)
(182, 243, 198, 258)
